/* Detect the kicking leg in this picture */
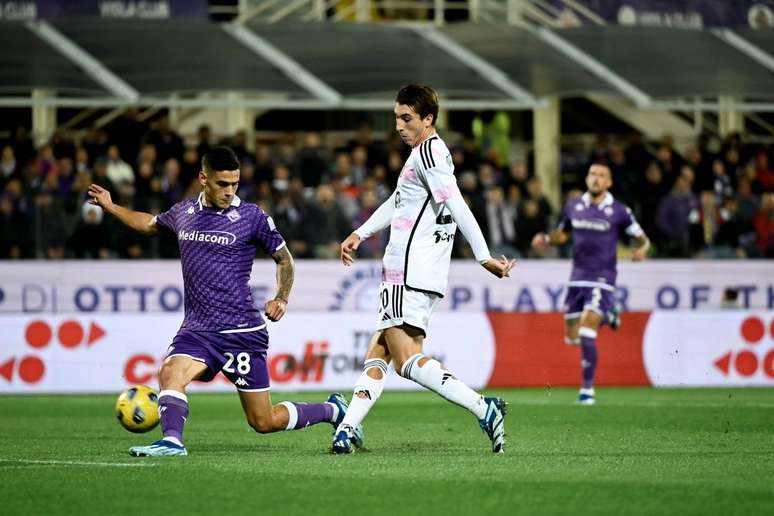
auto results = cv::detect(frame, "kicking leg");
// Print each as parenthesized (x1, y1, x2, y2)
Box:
(129, 356, 207, 457)
(386, 325, 506, 453)
(239, 390, 337, 433)
(577, 309, 603, 405)
(332, 332, 388, 453)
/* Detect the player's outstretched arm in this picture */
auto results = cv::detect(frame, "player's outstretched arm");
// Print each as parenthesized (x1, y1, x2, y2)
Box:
(341, 191, 397, 266)
(631, 233, 650, 262)
(531, 228, 570, 252)
(265, 245, 293, 322)
(88, 184, 158, 236)
(444, 195, 515, 279)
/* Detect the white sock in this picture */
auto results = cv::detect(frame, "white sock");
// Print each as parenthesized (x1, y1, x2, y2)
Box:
(279, 401, 298, 430)
(338, 358, 387, 431)
(327, 402, 339, 423)
(401, 354, 487, 419)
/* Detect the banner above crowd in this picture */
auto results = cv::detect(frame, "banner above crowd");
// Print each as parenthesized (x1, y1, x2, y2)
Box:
(0, 0, 208, 20)
(547, 0, 774, 29)
(1, 260, 772, 315)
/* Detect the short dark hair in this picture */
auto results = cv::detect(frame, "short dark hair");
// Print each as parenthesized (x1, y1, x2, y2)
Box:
(396, 84, 439, 126)
(202, 146, 239, 172)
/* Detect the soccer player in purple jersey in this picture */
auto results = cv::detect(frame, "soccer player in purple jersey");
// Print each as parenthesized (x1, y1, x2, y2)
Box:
(532, 164, 649, 405)
(88, 147, 360, 456)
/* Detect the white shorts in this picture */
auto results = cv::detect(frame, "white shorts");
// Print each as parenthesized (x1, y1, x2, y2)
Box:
(376, 282, 441, 334)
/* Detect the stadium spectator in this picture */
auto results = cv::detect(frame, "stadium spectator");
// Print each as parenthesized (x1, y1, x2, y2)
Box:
(753, 192, 774, 257)
(515, 198, 548, 258)
(68, 202, 111, 259)
(9, 125, 36, 169)
(105, 108, 145, 163)
(105, 144, 135, 185)
(296, 132, 328, 188)
(144, 116, 183, 163)
(715, 196, 748, 258)
(180, 146, 201, 187)
(304, 183, 350, 259)
(656, 169, 699, 257)
(526, 176, 553, 225)
(0, 178, 29, 258)
(1, 145, 17, 184)
(195, 124, 212, 160)
(753, 150, 774, 193)
(483, 186, 517, 258)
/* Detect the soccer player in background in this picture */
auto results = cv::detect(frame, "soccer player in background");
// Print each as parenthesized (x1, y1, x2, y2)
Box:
(532, 164, 650, 405)
(334, 85, 516, 454)
(88, 147, 359, 456)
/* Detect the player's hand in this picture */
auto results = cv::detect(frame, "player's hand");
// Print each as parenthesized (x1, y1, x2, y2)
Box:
(340, 233, 361, 266)
(632, 247, 647, 262)
(87, 184, 113, 208)
(531, 232, 547, 251)
(482, 255, 516, 278)
(264, 298, 287, 322)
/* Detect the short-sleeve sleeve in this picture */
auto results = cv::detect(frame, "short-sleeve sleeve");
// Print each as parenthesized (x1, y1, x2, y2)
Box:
(622, 205, 644, 237)
(558, 201, 573, 232)
(253, 208, 286, 255)
(154, 205, 178, 233)
(415, 138, 460, 204)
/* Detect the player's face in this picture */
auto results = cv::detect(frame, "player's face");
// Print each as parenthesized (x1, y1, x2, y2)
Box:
(200, 169, 239, 209)
(586, 165, 612, 195)
(394, 103, 433, 147)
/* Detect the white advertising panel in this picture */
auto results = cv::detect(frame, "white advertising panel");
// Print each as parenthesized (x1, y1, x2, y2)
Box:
(0, 312, 495, 393)
(643, 311, 774, 386)
(1, 260, 771, 315)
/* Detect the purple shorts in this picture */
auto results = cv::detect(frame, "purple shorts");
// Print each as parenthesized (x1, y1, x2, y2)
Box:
(166, 328, 270, 391)
(563, 286, 614, 321)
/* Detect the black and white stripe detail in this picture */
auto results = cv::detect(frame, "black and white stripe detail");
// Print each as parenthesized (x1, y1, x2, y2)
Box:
(363, 358, 389, 376)
(401, 353, 423, 379)
(391, 284, 404, 319)
(418, 137, 437, 171)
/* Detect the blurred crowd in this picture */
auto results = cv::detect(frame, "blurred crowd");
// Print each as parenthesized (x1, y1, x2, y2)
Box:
(1, 112, 773, 261)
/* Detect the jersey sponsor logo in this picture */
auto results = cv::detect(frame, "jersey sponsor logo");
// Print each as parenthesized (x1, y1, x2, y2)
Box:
(571, 218, 611, 232)
(433, 230, 455, 243)
(177, 230, 236, 245)
(234, 377, 248, 387)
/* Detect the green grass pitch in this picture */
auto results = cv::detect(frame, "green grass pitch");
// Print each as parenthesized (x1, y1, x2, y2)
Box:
(0, 388, 772, 516)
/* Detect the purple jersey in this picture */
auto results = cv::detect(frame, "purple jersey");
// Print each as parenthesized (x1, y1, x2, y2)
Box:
(155, 193, 285, 331)
(558, 192, 643, 289)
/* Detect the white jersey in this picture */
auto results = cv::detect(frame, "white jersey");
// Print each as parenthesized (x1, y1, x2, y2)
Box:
(382, 135, 459, 297)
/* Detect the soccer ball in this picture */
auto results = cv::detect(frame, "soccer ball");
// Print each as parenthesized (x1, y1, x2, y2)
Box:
(115, 385, 160, 433)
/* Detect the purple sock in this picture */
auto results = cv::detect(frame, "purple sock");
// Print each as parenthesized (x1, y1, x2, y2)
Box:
(579, 330, 598, 389)
(282, 402, 333, 430)
(159, 390, 189, 442)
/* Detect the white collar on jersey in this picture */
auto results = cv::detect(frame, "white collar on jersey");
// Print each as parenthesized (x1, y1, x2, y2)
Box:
(196, 192, 242, 211)
(581, 191, 614, 208)
(412, 130, 438, 149)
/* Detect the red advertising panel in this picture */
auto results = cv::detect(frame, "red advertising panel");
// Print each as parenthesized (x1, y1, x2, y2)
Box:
(486, 312, 651, 387)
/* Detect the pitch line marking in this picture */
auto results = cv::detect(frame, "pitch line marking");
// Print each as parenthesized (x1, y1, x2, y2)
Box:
(0, 458, 158, 468)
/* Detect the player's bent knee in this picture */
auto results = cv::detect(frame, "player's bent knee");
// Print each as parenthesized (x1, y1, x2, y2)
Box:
(365, 367, 384, 380)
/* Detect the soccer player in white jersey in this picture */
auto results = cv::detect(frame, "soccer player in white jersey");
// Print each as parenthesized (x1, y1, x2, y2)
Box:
(333, 84, 516, 454)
